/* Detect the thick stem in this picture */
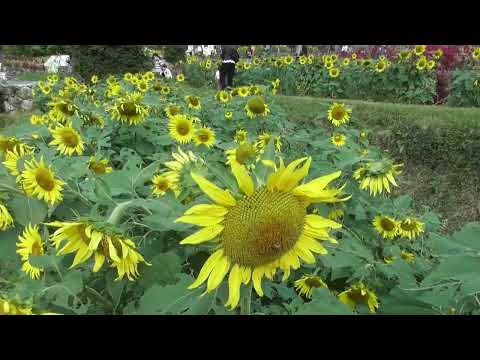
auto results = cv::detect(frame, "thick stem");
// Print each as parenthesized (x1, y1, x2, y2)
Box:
(107, 200, 136, 225)
(240, 282, 253, 315)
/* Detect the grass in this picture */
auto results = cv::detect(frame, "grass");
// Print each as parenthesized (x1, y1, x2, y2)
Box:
(16, 72, 48, 82)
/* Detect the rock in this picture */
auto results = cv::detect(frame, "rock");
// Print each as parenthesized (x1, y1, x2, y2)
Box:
(20, 99, 33, 111)
(0, 80, 36, 113)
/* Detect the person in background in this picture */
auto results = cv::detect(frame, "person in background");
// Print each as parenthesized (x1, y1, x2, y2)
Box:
(219, 45, 239, 90)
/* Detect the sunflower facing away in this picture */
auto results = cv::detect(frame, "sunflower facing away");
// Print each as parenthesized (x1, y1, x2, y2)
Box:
(88, 156, 113, 175)
(176, 156, 350, 310)
(373, 215, 399, 239)
(21, 158, 65, 205)
(331, 133, 347, 147)
(0, 203, 14, 231)
(2, 144, 35, 181)
(216, 90, 232, 103)
(47, 220, 149, 280)
(327, 102, 352, 127)
(338, 282, 379, 313)
(245, 96, 270, 119)
(17, 224, 45, 279)
(162, 148, 202, 197)
(194, 127, 216, 148)
(49, 123, 85, 156)
(226, 143, 258, 169)
(185, 95, 202, 110)
(151, 173, 179, 197)
(400, 251, 415, 263)
(353, 161, 403, 196)
(398, 217, 425, 239)
(295, 274, 328, 299)
(168, 114, 195, 144)
(108, 92, 150, 125)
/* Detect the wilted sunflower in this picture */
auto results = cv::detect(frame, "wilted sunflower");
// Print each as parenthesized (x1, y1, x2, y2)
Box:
(225, 111, 233, 120)
(2, 144, 35, 181)
(373, 215, 399, 239)
(414, 45, 426, 56)
(176, 157, 349, 309)
(327, 102, 352, 127)
(151, 173, 179, 197)
(21, 158, 64, 205)
(400, 251, 415, 263)
(295, 275, 328, 299)
(0, 203, 14, 231)
(473, 47, 480, 60)
(48, 97, 78, 123)
(237, 86, 250, 97)
(245, 96, 270, 119)
(17, 224, 45, 280)
(375, 60, 387, 73)
(426, 60, 436, 70)
(88, 156, 113, 175)
(226, 143, 258, 168)
(235, 129, 248, 144)
(108, 92, 150, 125)
(47, 220, 149, 280)
(49, 123, 85, 156)
(161, 86, 171, 95)
(0, 298, 33, 315)
(353, 161, 403, 196)
(331, 133, 347, 147)
(398, 217, 425, 239)
(416, 57, 427, 70)
(216, 90, 232, 103)
(185, 95, 201, 110)
(329, 67, 340, 78)
(338, 282, 379, 313)
(168, 114, 195, 144)
(176, 73, 185, 82)
(194, 127, 216, 148)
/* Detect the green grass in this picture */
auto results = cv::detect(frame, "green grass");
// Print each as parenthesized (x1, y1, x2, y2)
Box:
(0, 111, 31, 131)
(16, 72, 48, 82)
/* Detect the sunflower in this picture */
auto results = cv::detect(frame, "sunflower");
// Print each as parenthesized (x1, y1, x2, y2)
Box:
(151, 173, 179, 197)
(194, 127, 216, 148)
(2, 144, 35, 181)
(253, 58, 261, 66)
(225, 111, 233, 120)
(237, 86, 250, 97)
(426, 60, 436, 70)
(373, 215, 399, 239)
(248, 85, 263, 96)
(106, 75, 117, 86)
(327, 208, 344, 221)
(124, 72, 133, 82)
(49, 123, 85, 156)
(351, 53, 357, 60)
(162, 148, 200, 188)
(433, 48, 444, 59)
(400, 251, 415, 263)
(30, 114, 48, 125)
(235, 129, 248, 144)
(108, 92, 150, 125)
(176, 156, 349, 309)
(0, 136, 21, 157)
(176, 73, 185, 82)
(91, 75, 99, 84)
(48, 97, 78, 123)
(414, 45, 426, 56)
(47, 74, 59, 85)
(0, 299, 33, 315)
(353, 161, 403, 196)
(416, 57, 427, 70)
(284, 55, 294, 65)
(398, 50, 412, 61)
(38, 82, 52, 95)
(0, 203, 14, 231)
(331, 133, 346, 147)
(168, 114, 195, 144)
(136, 80, 149, 92)
(144, 71, 155, 81)
(342, 58, 350, 66)
(226, 143, 258, 168)
(245, 96, 270, 119)
(398, 217, 425, 239)
(299, 56, 307, 65)
(88, 156, 113, 175)
(243, 62, 252, 70)
(473, 47, 480, 60)
(185, 95, 202, 110)
(161, 86, 171, 95)
(17, 224, 45, 279)
(82, 113, 105, 128)
(324, 61, 334, 70)
(216, 90, 232, 103)
(256, 132, 273, 150)
(329, 67, 340, 78)
(164, 104, 183, 118)
(20, 158, 65, 205)
(47, 220, 149, 281)
(375, 61, 387, 73)
(295, 275, 328, 299)
(327, 102, 352, 127)
(338, 282, 379, 313)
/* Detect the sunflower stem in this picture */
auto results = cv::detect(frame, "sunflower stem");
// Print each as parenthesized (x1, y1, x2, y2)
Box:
(240, 282, 253, 315)
(107, 200, 136, 225)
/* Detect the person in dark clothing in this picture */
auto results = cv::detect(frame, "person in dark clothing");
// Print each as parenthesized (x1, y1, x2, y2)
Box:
(219, 45, 239, 90)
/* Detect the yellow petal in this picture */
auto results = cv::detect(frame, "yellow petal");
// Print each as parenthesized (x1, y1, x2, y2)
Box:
(305, 214, 342, 229)
(225, 264, 242, 309)
(180, 225, 224, 245)
(184, 204, 229, 217)
(299, 234, 328, 254)
(275, 157, 309, 191)
(176, 215, 223, 227)
(241, 266, 251, 284)
(231, 162, 254, 196)
(188, 249, 224, 289)
(191, 172, 236, 207)
(252, 267, 265, 297)
(292, 170, 342, 197)
(207, 256, 230, 292)
(93, 252, 105, 272)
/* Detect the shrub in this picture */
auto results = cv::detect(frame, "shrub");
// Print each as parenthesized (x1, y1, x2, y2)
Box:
(447, 69, 480, 107)
(162, 45, 187, 64)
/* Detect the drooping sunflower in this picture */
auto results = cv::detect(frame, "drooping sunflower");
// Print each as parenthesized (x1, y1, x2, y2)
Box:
(151, 173, 179, 197)
(416, 56, 427, 70)
(194, 127, 216, 148)
(2, 144, 35, 181)
(225, 111, 233, 120)
(375, 60, 387, 73)
(47, 220, 149, 280)
(331, 133, 347, 147)
(168, 114, 195, 144)
(162, 148, 201, 195)
(176, 73, 185, 82)
(176, 157, 350, 309)
(235, 129, 248, 144)
(0, 298, 33, 315)
(473, 47, 480, 60)
(353, 161, 403, 196)
(88, 156, 113, 175)
(373, 215, 399, 239)
(0, 203, 14, 231)
(338, 282, 379, 313)
(49, 123, 85, 156)
(164, 104, 183, 118)
(295, 274, 328, 299)
(185, 95, 201, 110)
(414, 45, 426, 56)
(398, 217, 425, 239)
(327, 102, 352, 127)
(17, 224, 45, 280)
(216, 90, 232, 103)
(329, 67, 340, 78)
(400, 251, 415, 263)
(108, 92, 150, 125)
(21, 158, 64, 205)
(226, 143, 258, 169)
(245, 96, 270, 119)
(48, 97, 78, 123)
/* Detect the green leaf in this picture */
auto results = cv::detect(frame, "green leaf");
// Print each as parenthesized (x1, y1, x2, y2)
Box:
(379, 287, 437, 315)
(101, 171, 133, 196)
(8, 194, 48, 226)
(393, 194, 412, 211)
(449, 223, 480, 252)
(423, 255, 480, 285)
(0, 228, 21, 261)
(28, 255, 58, 269)
(132, 160, 161, 189)
(138, 251, 182, 288)
(294, 288, 354, 315)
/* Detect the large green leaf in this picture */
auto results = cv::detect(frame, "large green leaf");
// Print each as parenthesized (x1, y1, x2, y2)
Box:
(294, 288, 354, 315)
(138, 251, 182, 288)
(8, 194, 48, 226)
(0, 228, 20, 261)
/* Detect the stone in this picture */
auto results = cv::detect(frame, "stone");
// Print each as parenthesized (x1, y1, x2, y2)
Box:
(0, 80, 36, 113)
(20, 99, 33, 111)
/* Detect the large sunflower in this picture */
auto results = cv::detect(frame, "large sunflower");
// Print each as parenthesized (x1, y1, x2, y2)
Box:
(327, 102, 352, 127)
(21, 158, 65, 205)
(398, 217, 425, 239)
(194, 127, 216, 148)
(2, 144, 35, 181)
(168, 114, 195, 144)
(47, 220, 149, 280)
(373, 215, 399, 239)
(108, 92, 150, 125)
(353, 161, 403, 196)
(0, 203, 14, 231)
(338, 282, 379, 313)
(176, 157, 350, 310)
(245, 96, 270, 119)
(88, 156, 113, 175)
(17, 224, 45, 279)
(49, 123, 85, 156)
(185, 95, 202, 110)
(295, 274, 328, 299)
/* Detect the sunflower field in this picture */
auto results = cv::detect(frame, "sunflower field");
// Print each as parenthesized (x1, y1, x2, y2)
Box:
(1, 65, 480, 316)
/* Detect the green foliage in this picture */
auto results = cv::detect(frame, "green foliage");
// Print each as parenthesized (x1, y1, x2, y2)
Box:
(1, 45, 68, 57)
(162, 45, 187, 64)
(448, 69, 480, 107)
